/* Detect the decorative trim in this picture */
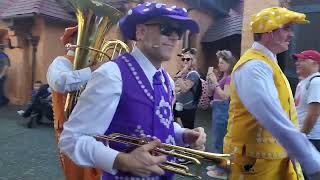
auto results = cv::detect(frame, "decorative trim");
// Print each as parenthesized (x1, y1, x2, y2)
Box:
(122, 56, 154, 102)
(165, 135, 176, 145)
(256, 127, 278, 144)
(247, 151, 287, 159)
(156, 96, 173, 129)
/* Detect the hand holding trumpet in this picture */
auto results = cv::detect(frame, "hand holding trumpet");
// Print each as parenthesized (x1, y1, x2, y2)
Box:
(114, 139, 167, 177)
(183, 127, 207, 151)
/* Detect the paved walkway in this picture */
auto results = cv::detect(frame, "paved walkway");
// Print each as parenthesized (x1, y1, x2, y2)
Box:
(0, 105, 219, 180)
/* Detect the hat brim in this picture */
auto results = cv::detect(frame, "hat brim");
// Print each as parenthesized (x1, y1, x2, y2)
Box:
(119, 14, 199, 40)
(292, 53, 303, 59)
(163, 15, 199, 33)
(292, 53, 312, 61)
(299, 19, 310, 24)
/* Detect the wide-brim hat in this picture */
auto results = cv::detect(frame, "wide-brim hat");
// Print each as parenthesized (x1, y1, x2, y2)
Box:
(119, 2, 199, 40)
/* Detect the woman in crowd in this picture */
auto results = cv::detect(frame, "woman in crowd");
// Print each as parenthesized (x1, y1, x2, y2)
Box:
(206, 50, 236, 179)
(173, 48, 201, 129)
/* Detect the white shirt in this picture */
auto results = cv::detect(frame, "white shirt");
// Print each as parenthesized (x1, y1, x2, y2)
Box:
(59, 47, 186, 175)
(46, 51, 92, 93)
(295, 72, 320, 139)
(233, 42, 320, 175)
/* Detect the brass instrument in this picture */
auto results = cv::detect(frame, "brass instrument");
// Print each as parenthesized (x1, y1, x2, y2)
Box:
(95, 133, 231, 179)
(64, 0, 130, 117)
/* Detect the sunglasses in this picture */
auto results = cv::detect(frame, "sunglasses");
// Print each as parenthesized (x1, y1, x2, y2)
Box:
(181, 58, 192, 62)
(145, 23, 184, 40)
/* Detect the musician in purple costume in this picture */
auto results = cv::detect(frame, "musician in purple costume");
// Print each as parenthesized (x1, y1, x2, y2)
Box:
(59, 2, 207, 180)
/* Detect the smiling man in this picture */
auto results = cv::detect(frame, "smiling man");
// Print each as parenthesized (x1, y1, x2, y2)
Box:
(59, 2, 206, 180)
(223, 7, 320, 180)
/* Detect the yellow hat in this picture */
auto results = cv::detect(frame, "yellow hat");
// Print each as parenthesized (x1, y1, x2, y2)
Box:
(251, 7, 309, 33)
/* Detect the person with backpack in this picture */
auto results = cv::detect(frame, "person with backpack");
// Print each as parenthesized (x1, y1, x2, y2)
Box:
(294, 50, 320, 156)
(206, 50, 236, 179)
(174, 48, 201, 129)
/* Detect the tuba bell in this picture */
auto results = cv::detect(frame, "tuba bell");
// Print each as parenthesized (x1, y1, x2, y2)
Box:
(64, 0, 130, 117)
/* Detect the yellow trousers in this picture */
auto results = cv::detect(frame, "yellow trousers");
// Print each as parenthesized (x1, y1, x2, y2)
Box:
(229, 154, 302, 180)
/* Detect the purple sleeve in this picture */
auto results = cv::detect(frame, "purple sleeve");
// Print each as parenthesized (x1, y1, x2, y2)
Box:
(224, 75, 231, 86)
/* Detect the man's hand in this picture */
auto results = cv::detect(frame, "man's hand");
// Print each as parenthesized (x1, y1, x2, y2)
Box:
(301, 102, 320, 134)
(183, 127, 207, 151)
(113, 139, 167, 177)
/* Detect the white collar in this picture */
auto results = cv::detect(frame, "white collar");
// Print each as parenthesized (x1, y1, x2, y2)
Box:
(252, 42, 278, 63)
(130, 47, 162, 84)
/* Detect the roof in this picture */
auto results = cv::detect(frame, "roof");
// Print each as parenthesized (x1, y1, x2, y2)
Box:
(0, 0, 14, 15)
(54, 0, 131, 13)
(0, 0, 143, 21)
(202, 14, 243, 42)
(185, 0, 242, 18)
(0, 0, 74, 22)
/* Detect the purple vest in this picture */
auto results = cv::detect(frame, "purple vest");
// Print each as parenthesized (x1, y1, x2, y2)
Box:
(102, 53, 176, 180)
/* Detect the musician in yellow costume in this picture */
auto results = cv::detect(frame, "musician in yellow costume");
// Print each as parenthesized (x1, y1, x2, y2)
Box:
(47, 26, 101, 180)
(224, 7, 320, 180)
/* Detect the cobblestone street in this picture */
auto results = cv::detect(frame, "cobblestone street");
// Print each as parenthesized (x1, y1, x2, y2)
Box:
(0, 105, 218, 180)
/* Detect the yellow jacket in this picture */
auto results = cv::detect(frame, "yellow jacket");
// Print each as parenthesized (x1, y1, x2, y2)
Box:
(224, 48, 299, 159)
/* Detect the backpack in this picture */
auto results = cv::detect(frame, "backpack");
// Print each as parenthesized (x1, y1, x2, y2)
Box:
(306, 75, 320, 90)
(190, 71, 211, 110)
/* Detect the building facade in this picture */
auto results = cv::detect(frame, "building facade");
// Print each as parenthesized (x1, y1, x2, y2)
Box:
(1, 0, 243, 105)
(0, 0, 75, 105)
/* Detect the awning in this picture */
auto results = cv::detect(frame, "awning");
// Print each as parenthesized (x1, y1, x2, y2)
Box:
(202, 14, 243, 43)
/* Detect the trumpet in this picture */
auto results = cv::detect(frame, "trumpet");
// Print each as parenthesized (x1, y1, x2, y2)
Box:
(95, 133, 231, 179)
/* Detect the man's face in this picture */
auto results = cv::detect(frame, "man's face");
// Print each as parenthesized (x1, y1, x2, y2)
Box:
(137, 21, 183, 62)
(295, 58, 317, 78)
(269, 25, 294, 54)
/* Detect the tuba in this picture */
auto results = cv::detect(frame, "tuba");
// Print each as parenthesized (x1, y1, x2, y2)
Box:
(64, 0, 130, 117)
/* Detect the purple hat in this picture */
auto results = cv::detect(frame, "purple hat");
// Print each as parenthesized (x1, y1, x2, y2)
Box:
(119, 2, 199, 40)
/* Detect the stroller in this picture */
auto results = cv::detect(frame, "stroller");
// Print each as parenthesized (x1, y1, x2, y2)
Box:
(20, 84, 54, 128)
